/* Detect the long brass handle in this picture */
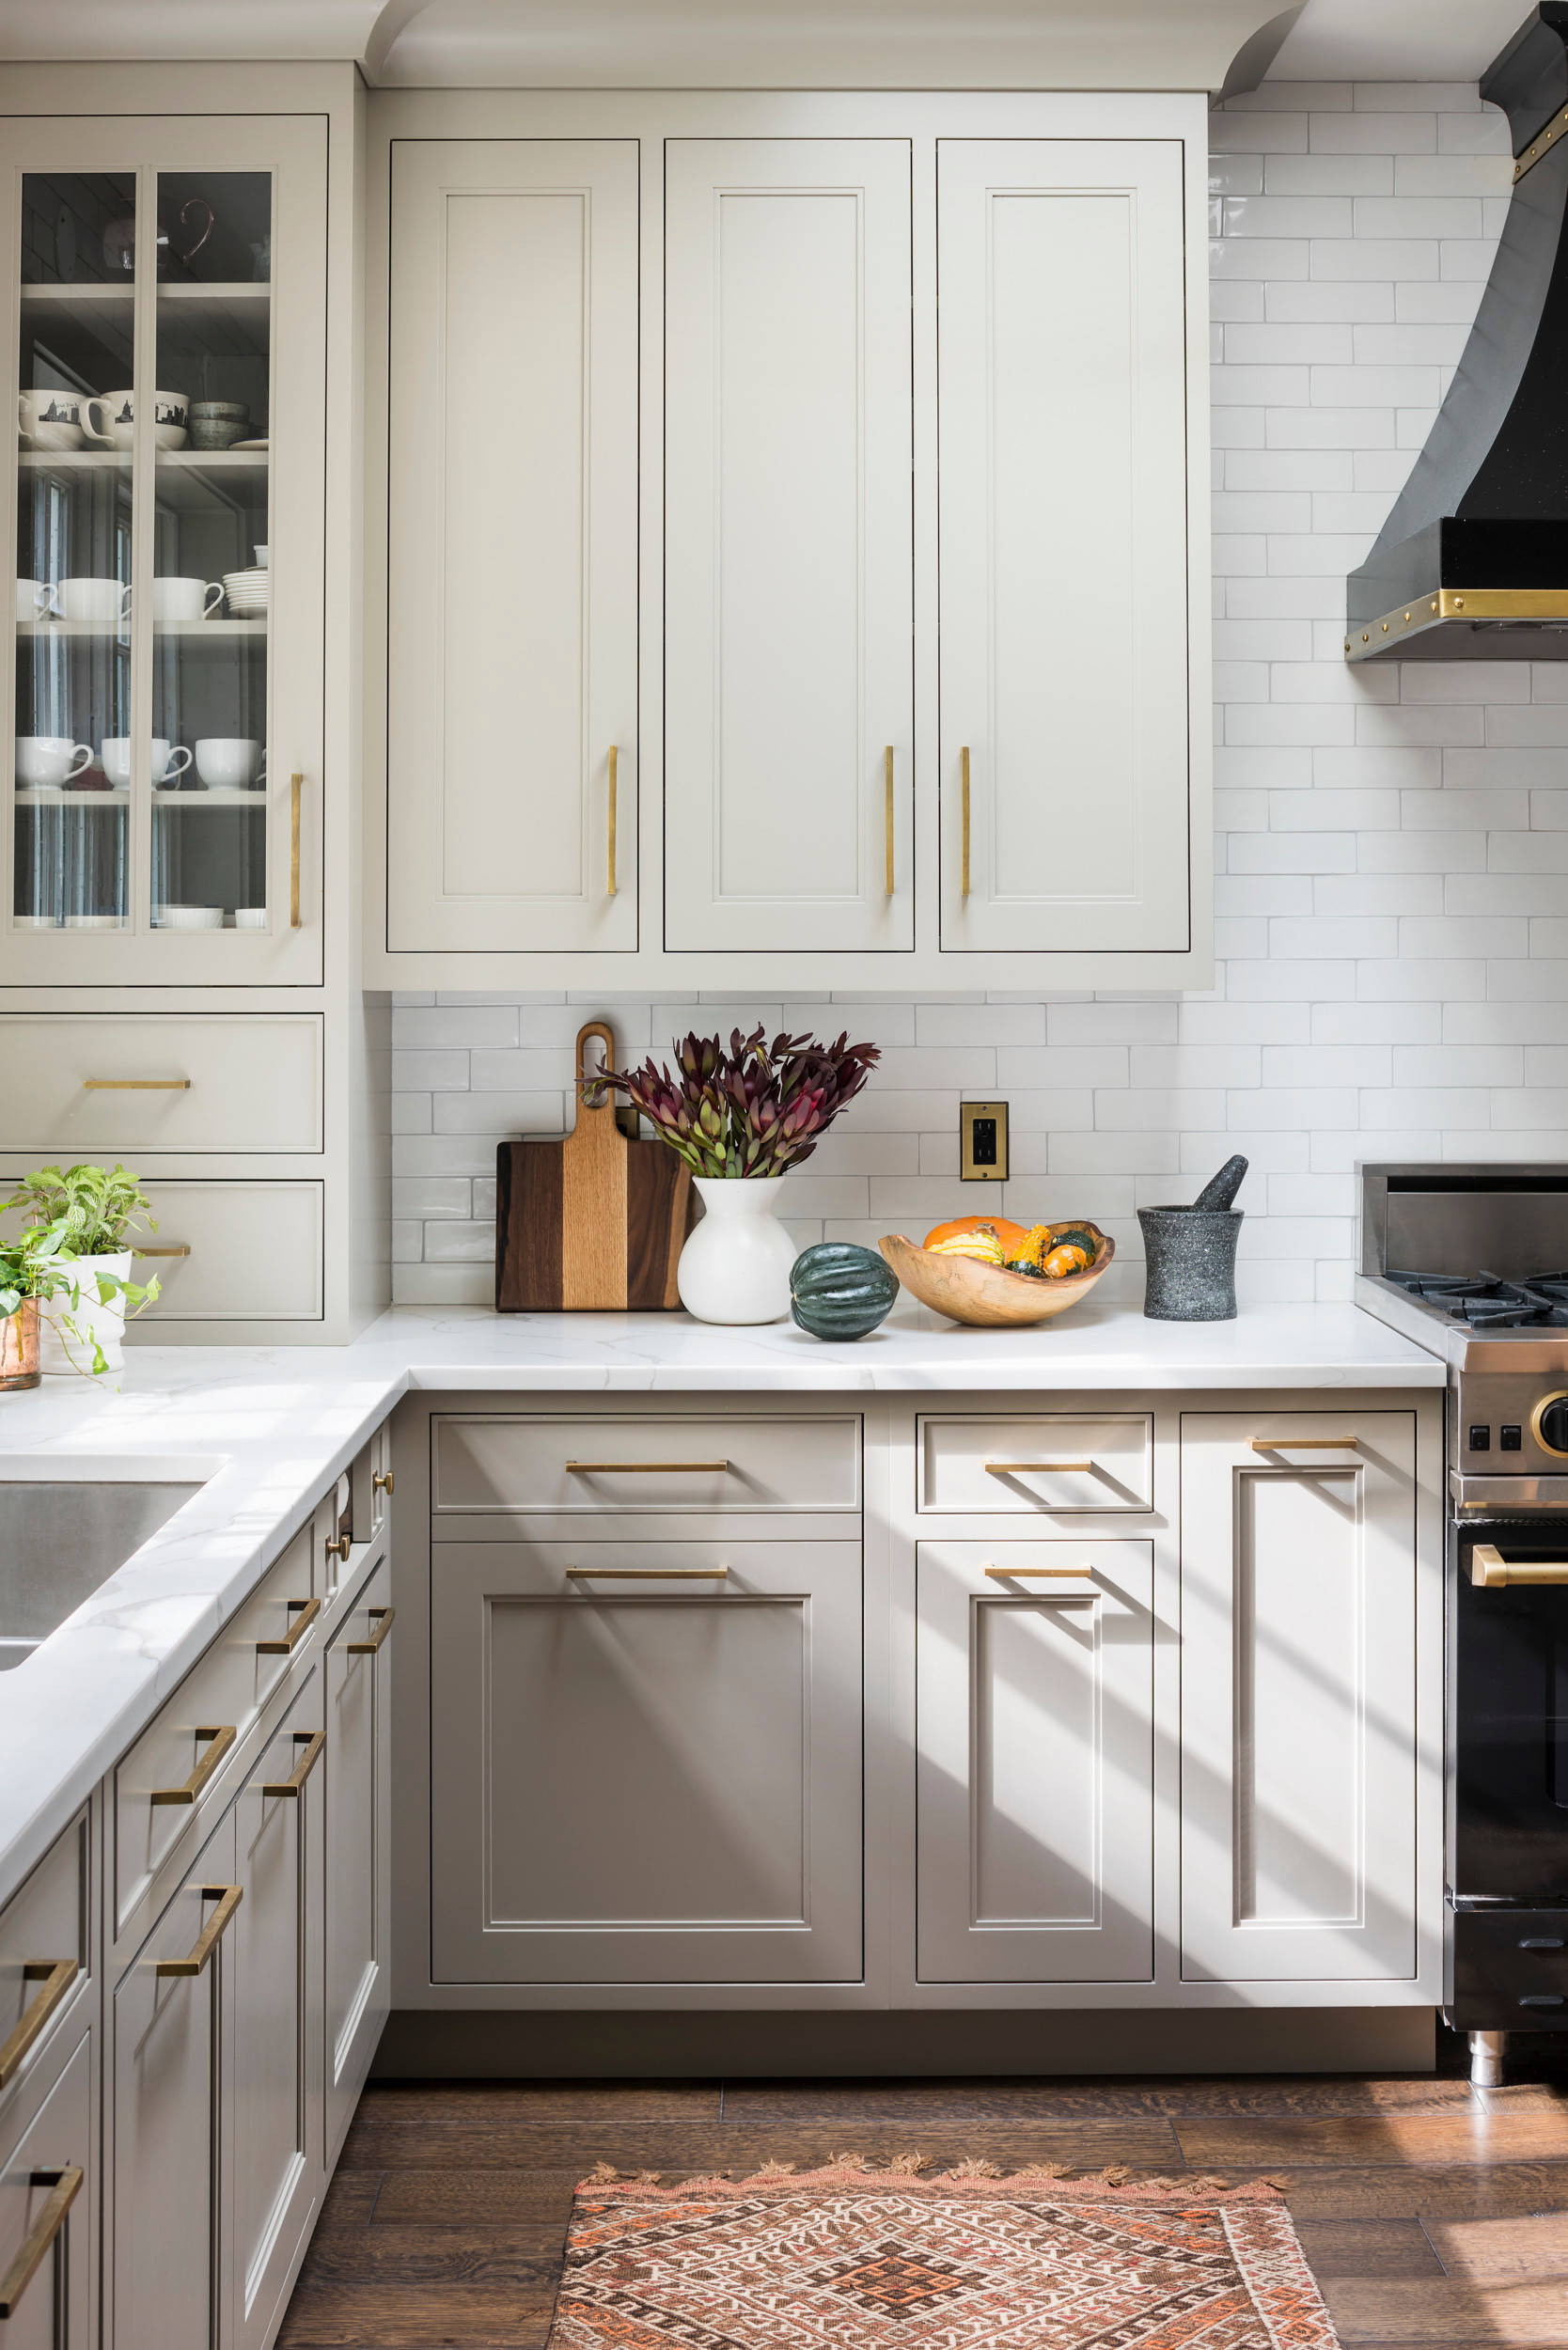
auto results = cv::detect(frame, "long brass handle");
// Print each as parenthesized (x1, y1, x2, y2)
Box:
(985, 1459, 1095, 1475)
(290, 771, 302, 928)
(607, 745, 618, 898)
(982, 1564, 1094, 1580)
(373, 1468, 394, 1496)
(565, 1460, 730, 1474)
(324, 1533, 352, 1565)
(155, 1883, 242, 1977)
(150, 1723, 236, 1807)
(884, 744, 895, 896)
(1251, 1437, 1358, 1452)
(1470, 1543, 1568, 1588)
(133, 1244, 191, 1258)
(565, 1566, 729, 1580)
(960, 745, 971, 900)
(0, 1960, 79, 2089)
(260, 1728, 324, 1798)
(0, 2167, 83, 2317)
(256, 1594, 321, 1656)
(346, 1605, 396, 1654)
(82, 1077, 189, 1090)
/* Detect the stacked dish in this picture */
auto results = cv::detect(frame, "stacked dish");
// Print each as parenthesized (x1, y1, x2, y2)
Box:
(222, 567, 269, 618)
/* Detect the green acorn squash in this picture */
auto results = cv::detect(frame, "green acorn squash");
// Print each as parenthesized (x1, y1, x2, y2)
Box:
(790, 1242, 899, 1341)
(1051, 1226, 1100, 1262)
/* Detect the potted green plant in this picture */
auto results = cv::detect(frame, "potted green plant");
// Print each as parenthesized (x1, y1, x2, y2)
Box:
(6, 1164, 161, 1375)
(0, 1218, 82, 1390)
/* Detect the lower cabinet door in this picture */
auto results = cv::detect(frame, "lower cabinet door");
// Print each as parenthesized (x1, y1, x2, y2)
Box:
(324, 1560, 392, 2166)
(1180, 1411, 1419, 1983)
(0, 2029, 94, 2350)
(431, 1541, 863, 1982)
(916, 1541, 1155, 1982)
(230, 1675, 324, 2350)
(112, 1810, 239, 2350)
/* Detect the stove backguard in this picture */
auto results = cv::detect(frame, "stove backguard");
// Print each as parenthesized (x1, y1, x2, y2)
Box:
(1362, 1167, 1568, 1285)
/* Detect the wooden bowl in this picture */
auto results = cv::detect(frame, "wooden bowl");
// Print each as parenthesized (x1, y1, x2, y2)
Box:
(877, 1226, 1115, 1328)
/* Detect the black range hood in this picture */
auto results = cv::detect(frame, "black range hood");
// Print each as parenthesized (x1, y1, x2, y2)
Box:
(1346, 5, 1568, 661)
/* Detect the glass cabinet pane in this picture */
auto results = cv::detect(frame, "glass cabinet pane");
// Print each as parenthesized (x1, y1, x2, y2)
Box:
(151, 169, 272, 931)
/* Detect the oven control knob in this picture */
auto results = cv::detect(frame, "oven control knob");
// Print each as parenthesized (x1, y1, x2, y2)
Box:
(1533, 1392, 1568, 1456)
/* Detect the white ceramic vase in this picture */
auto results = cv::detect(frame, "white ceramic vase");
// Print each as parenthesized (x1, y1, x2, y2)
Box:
(677, 1178, 797, 1324)
(40, 1250, 133, 1374)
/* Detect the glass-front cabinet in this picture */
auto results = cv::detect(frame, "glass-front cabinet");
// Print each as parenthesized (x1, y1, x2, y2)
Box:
(3, 118, 324, 979)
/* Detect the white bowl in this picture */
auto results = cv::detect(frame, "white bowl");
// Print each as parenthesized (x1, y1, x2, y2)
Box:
(63, 912, 124, 929)
(154, 903, 224, 930)
(234, 906, 267, 930)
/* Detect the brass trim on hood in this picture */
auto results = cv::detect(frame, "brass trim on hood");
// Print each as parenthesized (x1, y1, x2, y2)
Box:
(1345, 587, 1568, 661)
(1515, 107, 1568, 181)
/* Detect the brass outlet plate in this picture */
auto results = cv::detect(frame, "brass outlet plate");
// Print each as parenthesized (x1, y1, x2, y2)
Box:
(961, 1100, 1009, 1183)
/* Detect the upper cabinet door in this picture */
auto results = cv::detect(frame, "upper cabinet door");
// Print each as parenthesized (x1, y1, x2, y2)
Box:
(664, 141, 914, 954)
(938, 141, 1191, 955)
(385, 141, 638, 954)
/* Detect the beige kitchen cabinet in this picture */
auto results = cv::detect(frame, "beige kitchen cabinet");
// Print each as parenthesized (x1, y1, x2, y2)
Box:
(916, 1541, 1155, 1982)
(384, 137, 639, 956)
(1179, 1412, 1421, 1984)
(323, 1559, 392, 2167)
(0, 2029, 95, 2350)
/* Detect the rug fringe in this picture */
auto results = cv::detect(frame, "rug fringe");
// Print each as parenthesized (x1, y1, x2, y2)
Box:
(573, 2155, 1284, 2203)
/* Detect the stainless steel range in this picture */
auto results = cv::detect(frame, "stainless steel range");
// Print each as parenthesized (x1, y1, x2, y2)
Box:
(1358, 1165, 1568, 2084)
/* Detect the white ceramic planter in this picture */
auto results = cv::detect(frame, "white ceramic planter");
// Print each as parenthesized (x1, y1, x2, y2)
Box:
(40, 1250, 133, 1375)
(677, 1178, 797, 1324)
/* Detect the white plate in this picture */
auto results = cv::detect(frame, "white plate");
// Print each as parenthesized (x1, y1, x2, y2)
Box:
(228, 438, 269, 452)
(153, 903, 225, 930)
(63, 912, 124, 929)
(13, 914, 57, 928)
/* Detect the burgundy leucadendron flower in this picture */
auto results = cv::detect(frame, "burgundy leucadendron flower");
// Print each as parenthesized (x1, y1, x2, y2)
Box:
(588, 1026, 880, 1180)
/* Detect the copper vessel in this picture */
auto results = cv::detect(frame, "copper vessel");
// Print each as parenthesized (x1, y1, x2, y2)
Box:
(0, 1298, 42, 1390)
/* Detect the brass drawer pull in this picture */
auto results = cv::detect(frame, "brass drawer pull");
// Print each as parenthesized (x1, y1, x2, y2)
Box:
(565, 1566, 729, 1580)
(960, 745, 971, 900)
(1251, 1436, 1358, 1452)
(134, 1243, 191, 1259)
(290, 772, 303, 928)
(257, 1595, 321, 1655)
(373, 1468, 394, 1496)
(982, 1563, 1093, 1580)
(346, 1606, 395, 1655)
(324, 1533, 352, 1565)
(260, 1729, 324, 1798)
(0, 2166, 83, 2317)
(155, 1883, 242, 1978)
(82, 1076, 189, 1090)
(150, 1723, 235, 1807)
(566, 1460, 729, 1474)
(1470, 1543, 1568, 1588)
(884, 744, 895, 896)
(607, 744, 618, 898)
(0, 1960, 78, 2089)
(985, 1459, 1094, 1475)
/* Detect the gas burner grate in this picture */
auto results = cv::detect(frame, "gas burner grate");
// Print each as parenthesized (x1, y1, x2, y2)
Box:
(1388, 1269, 1568, 1328)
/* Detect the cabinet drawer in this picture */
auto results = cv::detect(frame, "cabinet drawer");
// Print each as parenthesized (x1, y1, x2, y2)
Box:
(113, 1512, 325, 1932)
(432, 1413, 861, 1520)
(0, 1015, 321, 1154)
(132, 1183, 323, 1325)
(917, 1415, 1152, 1513)
(0, 1812, 88, 2112)
(0, 2027, 92, 2350)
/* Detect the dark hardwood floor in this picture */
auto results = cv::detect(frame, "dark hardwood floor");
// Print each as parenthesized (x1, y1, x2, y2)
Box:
(279, 2055, 1568, 2348)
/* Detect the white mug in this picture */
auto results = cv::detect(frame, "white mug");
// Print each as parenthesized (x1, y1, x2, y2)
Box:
(56, 577, 131, 628)
(18, 390, 84, 451)
(153, 576, 224, 625)
(15, 736, 93, 789)
(194, 737, 263, 790)
(253, 545, 269, 569)
(15, 579, 55, 619)
(81, 388, 188, 452)
(101, 738, 193, 790)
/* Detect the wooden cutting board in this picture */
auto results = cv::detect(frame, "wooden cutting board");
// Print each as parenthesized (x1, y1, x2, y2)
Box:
(494, 1022, 694, 1311)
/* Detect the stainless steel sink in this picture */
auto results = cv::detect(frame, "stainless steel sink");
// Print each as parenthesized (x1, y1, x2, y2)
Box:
(0, 1459, 212, 1669)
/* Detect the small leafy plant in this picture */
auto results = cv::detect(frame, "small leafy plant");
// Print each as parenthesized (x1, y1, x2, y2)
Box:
(0, 1216, 79, 1317)
(588, 1026, 880, 1180)
(5, 1164, 161, 1377)
(6, 1161, 156, 1255)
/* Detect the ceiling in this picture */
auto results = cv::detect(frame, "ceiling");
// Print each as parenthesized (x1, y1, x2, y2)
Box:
(0, 0, 1539, 90)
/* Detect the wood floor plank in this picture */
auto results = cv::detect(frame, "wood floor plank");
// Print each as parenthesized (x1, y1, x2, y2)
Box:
(1240, 2165, 1568, 2222)
(359, 2081, 720, 2124)
(317, 2171, 382, 2228)
(371, 2172, 580, 2229)
(1292, 2220, 1448, 2279)
(337, 2117, 1183, 2172)
(1176, 2113, 1568, 2171)
(277, 2229, 559, 2348)
(723, 2077, 1482, 2122)
(1323, 2276, 1568, 2344)
(1425, 2215, 1568, 2283)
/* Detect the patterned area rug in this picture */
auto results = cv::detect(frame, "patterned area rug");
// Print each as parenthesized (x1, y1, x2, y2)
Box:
(547, 2157, 1341, 2347)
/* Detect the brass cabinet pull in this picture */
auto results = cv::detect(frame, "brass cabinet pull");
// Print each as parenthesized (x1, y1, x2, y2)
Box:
(133, 1243, 191, 1258)
(960, 745, 971, 900)
(884, 744, 895, 896)
(1250, 1436, 1358, 1452)
(150, 1723, 236, 1807)
(565, 1567, 729, 1582)
(1470, 1543, 1568, 1588)
(347, 1605, 395, 1655)
(565, 1459, 730, 1475)
(260, 1729, 324, 1798)
(256, 1595, 321, 1656)
(0, 1960, 78, 2089)
(324, 1533, 352, 1566)
(982, 1563, 1094, 1580)
(607, 745, 618, 898)
(985, 1459, 1094, 1476)
(155, 1883, 242, 1978)
(373, 1468, 394, 1496)
(290, 772, 302, 928)
(82, 1076, 189, 1090)
(0, 2166, 83, 2317)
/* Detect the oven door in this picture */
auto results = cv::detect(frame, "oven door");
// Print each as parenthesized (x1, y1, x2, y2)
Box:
(1451, 1517, 1568, 1904)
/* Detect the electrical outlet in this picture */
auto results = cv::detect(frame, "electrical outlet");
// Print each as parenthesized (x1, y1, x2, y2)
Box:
(960, 1100, 1009, 1183)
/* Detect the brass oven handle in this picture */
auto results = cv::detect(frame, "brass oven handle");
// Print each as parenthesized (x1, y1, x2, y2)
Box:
(607, 745, 618, 898)
(133, 1244, 191, 1258)
(1469, 1543, 1568, 1588)
(324, 1533, 352, 1565)
(884, 744, 895, 896)
(290, 772, 302, 928)
(150, 1723, 236, 1807)
(373, 1468, 394, 1496)
(256, 1594, 321, 1655)
(347, 1606, 396, 1654)
(982, 1563, 1093, 1581)
(82, 1077, 189, 1090)
(0, 2166, 83, 2317)
(985, 1459, 1094, 1475)
(260, 1729, 324, 1798)
(1251, 1436, 1358, 1452)
(960, 745, 971, 900)
(566, 1460, 730, 1474)
(0, 1960, 78, 2089)
(565, 1566, 729, 1580)
(155, 1883, 242, 1977)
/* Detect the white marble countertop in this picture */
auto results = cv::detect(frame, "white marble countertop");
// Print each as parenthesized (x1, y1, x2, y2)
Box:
(0, 1296, 1442, 1909)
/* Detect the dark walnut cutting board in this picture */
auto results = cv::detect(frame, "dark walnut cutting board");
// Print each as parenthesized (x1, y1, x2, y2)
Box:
(494, 1022, 694, 1311)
